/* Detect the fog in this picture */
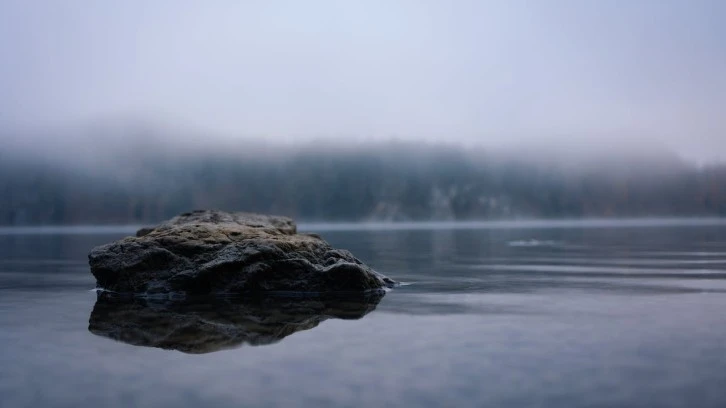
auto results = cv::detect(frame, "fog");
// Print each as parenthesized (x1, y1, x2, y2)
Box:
(1, 0, 725, 163)
(2, 1, 726, 225)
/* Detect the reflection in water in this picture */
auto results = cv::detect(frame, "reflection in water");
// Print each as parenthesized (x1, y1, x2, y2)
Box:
(88, 291, 384, 354)
(4, 224, 726, 408)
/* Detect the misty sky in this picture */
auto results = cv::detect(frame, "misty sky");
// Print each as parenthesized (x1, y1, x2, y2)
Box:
(1, 1, 725, 161)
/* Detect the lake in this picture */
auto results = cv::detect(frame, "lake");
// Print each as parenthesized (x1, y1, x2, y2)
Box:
(2, 220, 726, 407)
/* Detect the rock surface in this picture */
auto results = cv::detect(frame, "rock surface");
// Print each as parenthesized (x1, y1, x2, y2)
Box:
(89, 291, 383, 353)
(88, 210, 395, 295)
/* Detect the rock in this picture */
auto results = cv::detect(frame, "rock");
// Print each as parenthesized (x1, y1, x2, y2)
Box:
(89, 291, 383, 353)
(88, 210, 395, 295)
(135, 227, 155, 237)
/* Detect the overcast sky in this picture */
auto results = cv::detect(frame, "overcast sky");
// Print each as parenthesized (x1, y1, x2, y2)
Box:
(1, 1, 724, 161)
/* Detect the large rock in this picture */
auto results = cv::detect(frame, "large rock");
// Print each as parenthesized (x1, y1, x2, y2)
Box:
(88, 210, 395, 295)
(89, 292, 383, 353)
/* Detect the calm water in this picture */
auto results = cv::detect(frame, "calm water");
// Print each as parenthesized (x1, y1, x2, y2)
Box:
(3, 220, 726, 407)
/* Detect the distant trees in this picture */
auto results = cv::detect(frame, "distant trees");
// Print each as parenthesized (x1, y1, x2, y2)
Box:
(1, 141, 726, 225)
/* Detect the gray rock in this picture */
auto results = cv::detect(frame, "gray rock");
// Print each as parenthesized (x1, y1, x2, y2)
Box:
(88, 291, 383, 354)
(88, 210, 395, 295)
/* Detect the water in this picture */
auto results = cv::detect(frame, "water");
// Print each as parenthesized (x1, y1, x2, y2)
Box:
(2, 220, 726, 407)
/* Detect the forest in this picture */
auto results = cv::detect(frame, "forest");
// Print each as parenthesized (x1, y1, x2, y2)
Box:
(2, 139, 725, 225)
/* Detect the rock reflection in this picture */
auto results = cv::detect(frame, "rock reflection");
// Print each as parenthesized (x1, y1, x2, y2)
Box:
(88, 291, 384, 354)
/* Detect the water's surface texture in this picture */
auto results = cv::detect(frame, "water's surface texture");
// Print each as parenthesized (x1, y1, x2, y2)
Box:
(3, 220, 726, 407)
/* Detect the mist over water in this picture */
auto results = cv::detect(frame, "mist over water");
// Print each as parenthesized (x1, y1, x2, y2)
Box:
(1, 2, 725, 226)
(2, 133, 726, 225)
(2, 2, 726, 406)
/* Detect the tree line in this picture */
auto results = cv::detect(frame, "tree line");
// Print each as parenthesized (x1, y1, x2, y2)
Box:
(2, 141, 725, 225)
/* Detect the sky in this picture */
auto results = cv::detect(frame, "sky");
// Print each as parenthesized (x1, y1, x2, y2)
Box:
(0, 0, 725, 162)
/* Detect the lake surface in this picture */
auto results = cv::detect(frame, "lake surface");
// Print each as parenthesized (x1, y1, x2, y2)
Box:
(2, 220, 726, 407)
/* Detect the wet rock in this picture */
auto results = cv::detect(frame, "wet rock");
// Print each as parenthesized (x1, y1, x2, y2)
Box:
(88, 291, 383, 353)
(88, 210, 395, 295)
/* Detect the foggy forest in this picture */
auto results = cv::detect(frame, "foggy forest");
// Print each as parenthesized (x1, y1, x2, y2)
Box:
(2, 127, 725, 225)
